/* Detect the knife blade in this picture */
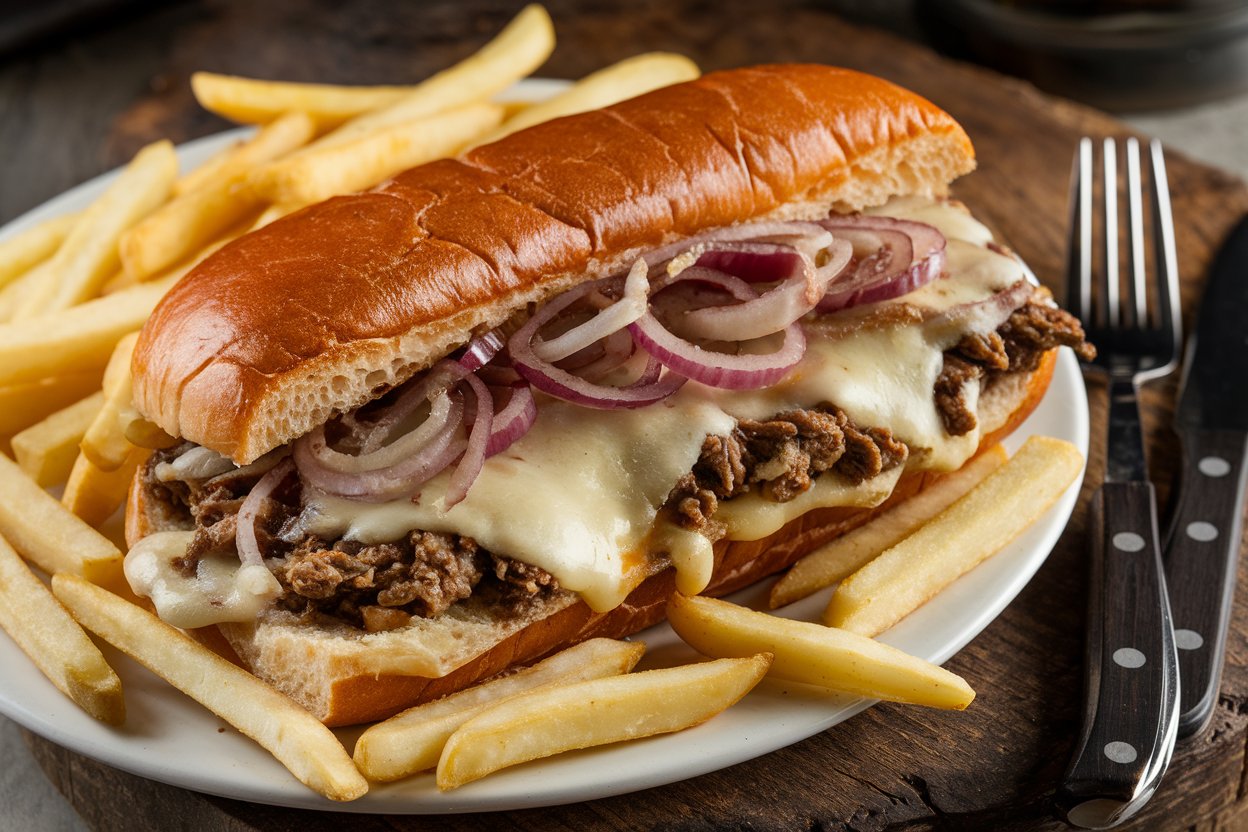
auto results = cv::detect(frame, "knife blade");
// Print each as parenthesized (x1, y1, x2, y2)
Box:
(1163, 213, 1248, 738)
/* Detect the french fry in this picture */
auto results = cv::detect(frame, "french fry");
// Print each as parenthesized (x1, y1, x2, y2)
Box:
(0, 213, 79, 290)
(0, 452, 122, 583)
(666, 593, 975, 710)
(311, 4, 553, 151)
(62, 446, 148, 528)
(0, 534, 124, 724)
(470, 52, 700, 148)
(249, 103, 503, 206)
(436, 653, 770, 790)
(176, 111, 316, 195)
(12, 391, 105, 487)
(768, 445, 1009, 609)
(0, 369, 104, 436)
(0, 259, 49, 323)
(0, 275, 176, 388)
(355, 638, 645, 782)
(825, 436, 1084, 636)
(121, 114, 316, 281)
(16, 141, 177, 318)
(80, 333, 140, 471)
(51, 574, 369, 802)
(191, 74, 419, 129)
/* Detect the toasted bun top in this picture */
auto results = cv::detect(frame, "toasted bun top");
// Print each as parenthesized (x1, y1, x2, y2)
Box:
(132, 64, 975, 463)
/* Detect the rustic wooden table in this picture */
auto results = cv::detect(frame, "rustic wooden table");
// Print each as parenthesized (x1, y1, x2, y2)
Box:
(4, 1, 1248, 829)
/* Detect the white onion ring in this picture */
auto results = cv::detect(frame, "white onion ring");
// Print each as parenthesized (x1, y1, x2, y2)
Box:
(235, 458, 294, 568)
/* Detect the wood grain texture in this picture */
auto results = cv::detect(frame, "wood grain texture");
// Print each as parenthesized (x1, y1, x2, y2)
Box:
(7, 1, 1248, 829)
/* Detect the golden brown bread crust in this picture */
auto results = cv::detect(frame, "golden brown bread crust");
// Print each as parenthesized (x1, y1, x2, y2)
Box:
(310, 350, 1054, 726)
(131, 64, 974, 463)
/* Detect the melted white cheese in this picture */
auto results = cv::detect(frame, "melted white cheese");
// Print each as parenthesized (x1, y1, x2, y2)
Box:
(125, 531, 281, 628)
(302, 197, 1025, 606)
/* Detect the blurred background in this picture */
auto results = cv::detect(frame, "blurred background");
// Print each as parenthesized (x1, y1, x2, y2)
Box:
(2, 0, 1247, 225)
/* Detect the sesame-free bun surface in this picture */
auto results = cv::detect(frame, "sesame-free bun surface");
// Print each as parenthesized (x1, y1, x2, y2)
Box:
(131, 64, 975, 463)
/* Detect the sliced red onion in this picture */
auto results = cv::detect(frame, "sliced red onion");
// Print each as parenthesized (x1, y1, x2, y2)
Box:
(678, 240, 852, 341)
(293, 393, 466, 502)
(484, 382, 537, 456)
(509, 276, 686, 409)
(630, 270, 807, 390)
(532, 259, 648, 363)
(815, 215, 947, 312)
(444, 372, 493, 508)
(304, 388, 460, 474)
(155, 446, 235, 483)
(456, 329, 507, 371)
(559, 328, 636, 379)
(641, 221, 831, 268)
(235, 458, 294, 567)
(930, 278, 1034, 337)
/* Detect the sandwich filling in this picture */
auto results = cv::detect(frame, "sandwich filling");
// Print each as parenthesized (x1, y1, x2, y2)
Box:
(126, 196, 1090, 633)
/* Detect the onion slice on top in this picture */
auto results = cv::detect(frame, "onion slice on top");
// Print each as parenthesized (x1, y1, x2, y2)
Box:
(815, 215, 947, 312)
(630, 270, 807, 390)
(532, 259, 649, 362)
(484, 382, 537, 457)
(235, 458, 294, 568)
(509, 274, 686, 409)
(678, 240, 852, 341)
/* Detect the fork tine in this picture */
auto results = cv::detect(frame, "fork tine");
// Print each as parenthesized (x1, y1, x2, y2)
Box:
(1125, 137, 1147, 327)
(1066, 137, 1093, 324)
(1148, 138, 1180, 348)
(1102, 137, 1120, 328)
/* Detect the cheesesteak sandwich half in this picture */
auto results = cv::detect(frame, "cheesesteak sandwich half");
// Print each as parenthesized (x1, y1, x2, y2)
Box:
(123, 64, 1091, 726)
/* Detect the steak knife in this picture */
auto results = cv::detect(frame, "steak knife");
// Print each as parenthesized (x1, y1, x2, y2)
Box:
(1163, 213, 1248, 739)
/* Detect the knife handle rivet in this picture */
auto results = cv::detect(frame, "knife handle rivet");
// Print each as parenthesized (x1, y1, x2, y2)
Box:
(1104, 742, 1138, 764)
(1197, 456, 1231, 477)
(1185, 521, 1219, 542)
(1112, 532, 1146, 552)
(1112, 647, 1146, 668)
(1175, 629, 1204, 650)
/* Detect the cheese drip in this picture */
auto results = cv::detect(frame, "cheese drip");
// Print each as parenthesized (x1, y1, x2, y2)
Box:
(303, 197, 1026, 606)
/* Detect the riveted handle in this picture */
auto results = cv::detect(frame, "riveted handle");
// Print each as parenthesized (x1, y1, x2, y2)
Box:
(1057, 482, 1179, 829)
(1163, 428, 1248, 739)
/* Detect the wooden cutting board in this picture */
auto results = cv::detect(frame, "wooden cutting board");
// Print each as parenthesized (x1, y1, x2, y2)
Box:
(10, 1, 1248, 829)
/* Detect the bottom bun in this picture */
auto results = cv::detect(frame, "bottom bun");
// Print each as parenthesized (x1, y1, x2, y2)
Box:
(133, 349, 1055, 727)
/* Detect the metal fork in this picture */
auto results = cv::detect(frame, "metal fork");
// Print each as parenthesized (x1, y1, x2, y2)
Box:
(1055, 137, 1182, 830)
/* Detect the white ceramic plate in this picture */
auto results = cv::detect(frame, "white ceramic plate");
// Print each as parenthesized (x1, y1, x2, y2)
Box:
(0, 80, 1089, 813)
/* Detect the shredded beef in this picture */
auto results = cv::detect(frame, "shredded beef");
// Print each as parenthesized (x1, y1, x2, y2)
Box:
(934, 354, 983, 437)
(998, 301, 1096, 371)
(275, 531, 484, 626)
(934, 301, 1095, 436)
(666, 405, 908, 531)
(143, 449, 559, 631)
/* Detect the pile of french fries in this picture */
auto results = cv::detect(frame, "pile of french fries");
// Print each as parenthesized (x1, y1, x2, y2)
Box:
(0, 2, 1087, 804)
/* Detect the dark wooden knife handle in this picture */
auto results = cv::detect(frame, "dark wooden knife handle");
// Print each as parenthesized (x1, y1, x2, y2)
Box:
(1163, 428, 1248, 739)
(1058, 482, 1179, 825)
